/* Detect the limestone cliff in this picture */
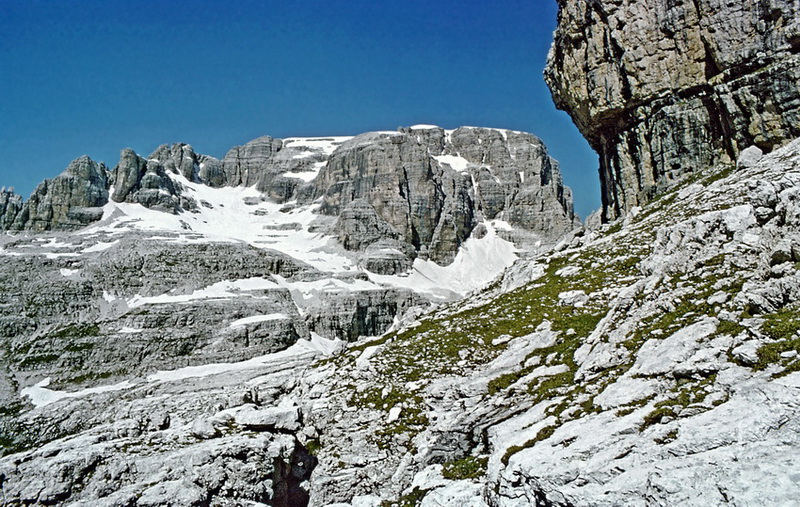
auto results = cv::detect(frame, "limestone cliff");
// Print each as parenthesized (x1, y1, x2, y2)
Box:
(545, 0, 800, 220)
(2, 156, 109, 231)
(309, 126, 577, 266)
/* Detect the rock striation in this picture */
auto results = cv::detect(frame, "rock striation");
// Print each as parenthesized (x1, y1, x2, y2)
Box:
(546, 0, 800, 220)
(1, 156, 109, 231)
(310, 126, 577, 266)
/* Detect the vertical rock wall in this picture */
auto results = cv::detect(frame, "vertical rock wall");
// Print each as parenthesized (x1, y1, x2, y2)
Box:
(5, 156, 109, 231)
(546, 0, 800, 220)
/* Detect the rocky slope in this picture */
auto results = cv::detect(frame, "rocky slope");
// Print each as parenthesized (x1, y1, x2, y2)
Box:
(0, 126, 577, 494)
(545, 0, 800, 220)
(3, 1, 799, 503)
(2, 137, 799, 506)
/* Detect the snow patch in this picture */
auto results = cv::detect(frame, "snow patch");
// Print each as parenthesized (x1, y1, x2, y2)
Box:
(434, 154, 470, 173)
(127, 277, 279, 308)
(82, 240, 119, 253)
(22, 377, 135, 408)
(368, 221, 517, 300)
(229, 314, 289, 328)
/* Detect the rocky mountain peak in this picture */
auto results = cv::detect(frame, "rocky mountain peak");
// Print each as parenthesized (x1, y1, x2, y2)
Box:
(1, 126, 577, 272)
(313, 126, 577, 266)
(0, 155, 109, 231)
(110, 148, 191, 213)
(545, 0, 800, 220)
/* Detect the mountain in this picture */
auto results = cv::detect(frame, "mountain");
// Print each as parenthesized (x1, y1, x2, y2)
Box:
(2, 137, 799, 506)
(0, 125, 576, 464)
(2, 1, 800, 506)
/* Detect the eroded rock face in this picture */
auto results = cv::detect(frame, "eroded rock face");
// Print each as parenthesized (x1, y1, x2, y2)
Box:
(311, 126, 577, 264)
(220, 136, 337, 202)
(0, 188, 24, 230)
(546, 0, 800, 220)
(111, 148, 195, 213)
(8, 156, 109, 231)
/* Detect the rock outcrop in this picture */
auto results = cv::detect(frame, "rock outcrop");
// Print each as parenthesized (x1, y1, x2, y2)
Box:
(110, 148, 195, 213)
(311, 126, 577, 265)
(546, 0, 800, 220)
(0, 188, 24, 229)
(5, 156, 109, 231)
(220, 135, 340, 202)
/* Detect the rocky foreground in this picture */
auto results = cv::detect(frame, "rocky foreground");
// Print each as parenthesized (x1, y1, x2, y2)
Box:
(0, 125, 579, 505)
(2, 137, 799, 505)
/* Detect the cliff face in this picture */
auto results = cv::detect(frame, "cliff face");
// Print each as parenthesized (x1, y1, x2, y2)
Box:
(545, 0, 800, 220)
(0, 156, 109, 231)
(310, 126, 577, 265)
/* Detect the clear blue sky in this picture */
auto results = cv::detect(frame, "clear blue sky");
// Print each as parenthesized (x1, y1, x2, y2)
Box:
(0, 0, 600, 218)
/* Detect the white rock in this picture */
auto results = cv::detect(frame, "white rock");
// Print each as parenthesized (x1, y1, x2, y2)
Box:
(558, 290, 588, 307)
(191, 418, 219, 439)
(235, 403, 300, 431)
(421, 481, 489, 506)
(594, 376, 660, 409)
(387, 406, 402, 423)
(629, 319, 718, 376)
(737, 145, 764, 169)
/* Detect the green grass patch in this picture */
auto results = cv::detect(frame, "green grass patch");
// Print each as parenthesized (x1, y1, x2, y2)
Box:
(381, 487, 429, 507)
(640, 374, 717, 431)
(304, 438, 321, 455)
(754, 307, 800, 374)
(715, 319, 746, 337)
(441, 456, 488, 480)
(502, 425, 556, 465)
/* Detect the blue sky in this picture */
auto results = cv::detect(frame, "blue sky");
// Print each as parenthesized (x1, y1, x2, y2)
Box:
(0, 0, 600, 217)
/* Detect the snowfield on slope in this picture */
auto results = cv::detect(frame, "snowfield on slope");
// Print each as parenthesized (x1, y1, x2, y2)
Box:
(80, 171, 519, 300)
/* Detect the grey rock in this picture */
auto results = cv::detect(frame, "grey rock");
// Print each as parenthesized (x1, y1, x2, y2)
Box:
(191, 417, 219, 439)
(196, 154, 226, 187)
(335, 199, 403, 252)
(546, 0, 800, 220)
(0, 188, 24, 230)
(221, 135, 283, 189)
(235, 403, 301, 432)
(149, 143, 198, 180)
(737, 145, 764, 169)
(8, 156, 109, 231)
(0, 234, 316, 391)
(220, 135, 339, 202)
(111, 148, 192, 213)
(305, 285, 424, 342)
(360, 239, 414, 275)
(310, 126, 577, 265)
